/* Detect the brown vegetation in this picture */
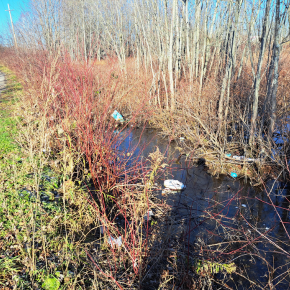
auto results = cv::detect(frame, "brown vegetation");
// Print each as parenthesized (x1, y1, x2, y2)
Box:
(0, 0, 290, 288)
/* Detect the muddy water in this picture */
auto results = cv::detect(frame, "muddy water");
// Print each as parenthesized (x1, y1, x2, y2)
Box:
(118, 128, 290, 288)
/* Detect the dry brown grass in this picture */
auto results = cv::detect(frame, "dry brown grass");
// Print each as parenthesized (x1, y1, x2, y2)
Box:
(1, 45, 290, 288)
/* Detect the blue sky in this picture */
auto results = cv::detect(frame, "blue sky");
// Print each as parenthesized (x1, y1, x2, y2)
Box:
(0, 0, 29, 41)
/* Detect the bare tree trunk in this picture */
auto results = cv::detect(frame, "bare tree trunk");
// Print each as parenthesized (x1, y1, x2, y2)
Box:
(194, 0, 201, 78)
(249, 0, 271, 145)
(82, 0, 87, 60)
(203, 0, 219, 79)
(269, 0, 281, 137)
(198, 1, 209, 98)
(224, 0, 242, 121)
(183, 0, 190, 63)
(237, 45, 247, 80)
(218, 1, 238, 131)
(175, 2, 181, 80)
(168, 0, 177, 112)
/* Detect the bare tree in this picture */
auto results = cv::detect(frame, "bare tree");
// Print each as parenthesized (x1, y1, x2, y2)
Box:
(11, 0, 290, 150)
(249, 0, 272, 145)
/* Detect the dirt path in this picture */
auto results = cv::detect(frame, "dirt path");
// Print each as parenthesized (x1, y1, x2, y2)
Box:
(0, 71, 5, 95)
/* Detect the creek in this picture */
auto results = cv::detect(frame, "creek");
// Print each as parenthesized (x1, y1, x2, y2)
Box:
(118, 127, 290, 288)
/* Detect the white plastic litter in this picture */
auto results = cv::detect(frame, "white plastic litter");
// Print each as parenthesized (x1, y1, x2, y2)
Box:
(111, 110, 124, 122)
(233, 156, 255, 162)
(108, 236, 122, 248)
(56, 272, 64, 282)
(144, 210, 154, 221)
(246, 158, 256, 162)
(265, 227, 270, 230)
(180, 137, 185, 141)
(164, 180, 186, 190)
(241, 204, 247, 208)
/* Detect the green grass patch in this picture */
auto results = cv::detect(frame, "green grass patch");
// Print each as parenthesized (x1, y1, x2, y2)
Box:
(0, 68, 99, 288)
(0, 114, 18, 155)
(0, 65, 22, 156)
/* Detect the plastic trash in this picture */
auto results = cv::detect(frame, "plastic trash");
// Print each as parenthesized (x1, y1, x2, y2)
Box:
(55, 272, 64, 282)
(180, 137, 185, 141)
(144, 210, 154, 221)
(111, 110, 124, 122)
(241, 204, 246, 208)
(233, 156, 255, 162)
(233, 156, 244, 161)
(230, 172, 238, 178)
(108, 236, 122, 248)
(265, 227, 270, 230)
(164, 180, 186, 190)
(225, 153, 231, 157)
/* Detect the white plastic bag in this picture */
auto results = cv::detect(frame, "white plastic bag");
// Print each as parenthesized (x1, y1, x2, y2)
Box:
(144, 210, 154, 221)
(164, 180, 186, 190)
(233, 156, 255, 162)
(108, 235, 122, 248)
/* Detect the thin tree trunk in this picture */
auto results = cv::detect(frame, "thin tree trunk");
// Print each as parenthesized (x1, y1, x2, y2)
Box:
(168, 0, 177, 112)
(249, 0, 271, 145)
(269, 0, 281, 137)
(82, 0, 87, 60)
(194, 0, 201, 78)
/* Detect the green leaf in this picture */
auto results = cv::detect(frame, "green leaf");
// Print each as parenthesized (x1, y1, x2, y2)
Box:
(42, 277, 60, 290)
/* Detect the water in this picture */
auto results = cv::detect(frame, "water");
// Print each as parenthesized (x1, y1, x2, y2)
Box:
(119, 128, 290, 288)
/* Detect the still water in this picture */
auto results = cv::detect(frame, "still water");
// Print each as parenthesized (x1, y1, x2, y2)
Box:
(117, 128, 290, 289)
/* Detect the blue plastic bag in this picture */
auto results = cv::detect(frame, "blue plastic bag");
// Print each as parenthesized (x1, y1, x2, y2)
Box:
(111, 110, 124, 122)
(230, 172, 238, 178)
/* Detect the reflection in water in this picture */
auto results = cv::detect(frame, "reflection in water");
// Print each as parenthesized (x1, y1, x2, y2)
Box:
(118, 128, 290, 288)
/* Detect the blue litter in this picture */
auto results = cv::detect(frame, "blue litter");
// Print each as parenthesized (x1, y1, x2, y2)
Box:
(230, 172, 238, 178)
(226, 153, 231, 157)
(111, 110, 124, 122)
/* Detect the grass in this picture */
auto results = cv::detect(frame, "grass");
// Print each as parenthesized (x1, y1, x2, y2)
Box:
(0, 51, 289, 289)
(0, 66, 100, 289)
(0, 62, 167, 289)
(0, 116, 18, 155)
(0, 66, 20, 155)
